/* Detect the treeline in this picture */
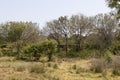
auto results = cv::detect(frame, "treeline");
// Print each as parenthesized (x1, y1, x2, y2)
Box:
(0, 13, 120, 61)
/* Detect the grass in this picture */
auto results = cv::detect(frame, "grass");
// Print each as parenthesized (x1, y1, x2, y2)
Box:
(0, 57, 119, 80)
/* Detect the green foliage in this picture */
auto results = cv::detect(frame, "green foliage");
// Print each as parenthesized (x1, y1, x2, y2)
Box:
(104, 51, 112, 64)
(57, 51, 66, 58)
(109, 41, 120, 55)
(66, 51, 80, 58)
(19, 40, 57, 61)
(72, 64, 77, 70)
(47, 63, 52, 67)
(41, 40, 58, 61)
(20, 43, 42, 61)
(106, 0, 120, 19)
(0, 43, 18, 56)
(7, 22, 26, 42)
(53, 64, 58, 69)
(0, 52, 3, 57)
(112, 69, 120, 76)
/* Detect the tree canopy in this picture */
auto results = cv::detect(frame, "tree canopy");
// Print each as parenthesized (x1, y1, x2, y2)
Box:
(106, 0, 120, 19)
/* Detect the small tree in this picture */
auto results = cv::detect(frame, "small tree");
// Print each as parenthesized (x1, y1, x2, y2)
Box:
(41, 40, 58, 61)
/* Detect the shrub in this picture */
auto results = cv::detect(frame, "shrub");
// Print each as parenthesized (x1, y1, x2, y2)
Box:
(41, 40, 58, 61)
(90, 59, 105, 73)
(112, 69, 120, 76)
(72, 64, 77, 70)
(109, 41, 120, 55)
(20, 43, 42, 61)
(15, 65, 26, 72)
(66, 51, 80, 58)
(53, 64, 58, 69)
(76, 67, 86, 74)
(48, 63, 52, 67)
(1, 48, 13, 56)
(111, 56, 120, 76)
(57, 51, 66, 58)
(0, 52, 3, 57)
(19, 40, 57, 61)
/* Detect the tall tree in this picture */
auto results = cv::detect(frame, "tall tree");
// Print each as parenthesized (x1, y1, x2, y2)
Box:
(43, 20, 62, 52)
(70, 14, 93, 51)
(44, 16, 71, 52)
(93, 13, 118, 51)
(106, 0, 120, 19)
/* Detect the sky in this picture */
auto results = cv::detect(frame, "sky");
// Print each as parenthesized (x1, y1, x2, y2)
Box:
(0, 0, 111, 28)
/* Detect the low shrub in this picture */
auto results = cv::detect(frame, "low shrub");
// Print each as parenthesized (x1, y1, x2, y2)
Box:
(112, 69, 120, 76)
(72, 64, 77, 70)
(66, 51, 80, 58)
(0, 52, 3, 57)
(30, 65, 46, 74)
(111, 56, 120, 76)
(48, 63, 52, 67)
(15, 65, 26, 72)
(53, 64, 58, 69)
(90, 58, 105, 73)
(76, 67, 86, 74)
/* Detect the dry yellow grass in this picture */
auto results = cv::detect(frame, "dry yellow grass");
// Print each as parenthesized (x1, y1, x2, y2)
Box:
(0, 57, 119, 80)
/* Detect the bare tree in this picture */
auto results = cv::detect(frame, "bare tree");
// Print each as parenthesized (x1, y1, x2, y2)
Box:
(93, 13, 118, 50)
(70, 14, 93, 51)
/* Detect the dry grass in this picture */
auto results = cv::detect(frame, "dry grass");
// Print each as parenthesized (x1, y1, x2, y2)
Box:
(0, 57, 119, 80)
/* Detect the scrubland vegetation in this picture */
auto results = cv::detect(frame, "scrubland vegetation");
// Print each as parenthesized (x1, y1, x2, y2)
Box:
(0, 0, 120, 79)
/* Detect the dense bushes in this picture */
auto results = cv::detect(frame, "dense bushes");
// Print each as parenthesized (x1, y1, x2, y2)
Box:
(109, 41, 120, 55)
(18, 40, 57, 61)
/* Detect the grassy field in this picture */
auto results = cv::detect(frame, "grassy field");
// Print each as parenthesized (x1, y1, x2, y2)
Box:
(0, 57, 119, 80)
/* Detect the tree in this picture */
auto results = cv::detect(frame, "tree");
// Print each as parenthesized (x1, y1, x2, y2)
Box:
(57, 16, 71, 54)
(43, 20, 62, 52)
(21, 22, 41, 44)
(0, 22, 41, 56)
(44, 16, 71, 53)
(70, 14, 93, 51)
(106, 0, 120, 19)
(93, 13, 118, 51)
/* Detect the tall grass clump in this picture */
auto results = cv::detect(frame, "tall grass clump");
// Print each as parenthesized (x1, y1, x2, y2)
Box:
(30, 64, 46, 74)
(90, 58, 106, 73)
(111, 56, 120, 76)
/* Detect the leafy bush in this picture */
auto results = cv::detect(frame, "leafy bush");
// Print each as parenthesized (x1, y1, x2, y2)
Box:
(112, 69, 120, 76)
(20, 44, 42, 61)
(109, 41, 120, 55)
(66, 51, 80, 58)
(18, 40, 57, 61)
(53, 64, 58, 69)
(41, 40, 58, 61)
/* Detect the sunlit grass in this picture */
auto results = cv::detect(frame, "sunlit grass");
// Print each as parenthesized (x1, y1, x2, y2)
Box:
(0, 57, 119, 80)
